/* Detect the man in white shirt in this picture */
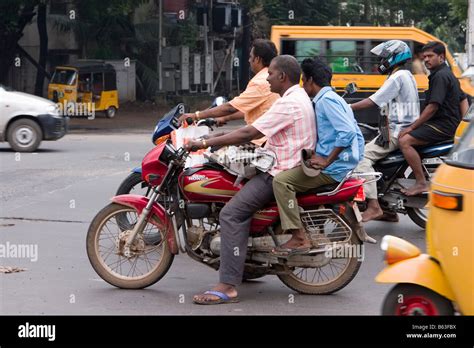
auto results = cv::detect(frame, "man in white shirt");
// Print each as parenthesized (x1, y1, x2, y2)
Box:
(351, 40, 420, 222)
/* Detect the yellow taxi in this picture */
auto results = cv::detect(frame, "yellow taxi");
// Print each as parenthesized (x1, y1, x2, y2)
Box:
(375, 121, 474, 315)
(455, 103, 474, 143)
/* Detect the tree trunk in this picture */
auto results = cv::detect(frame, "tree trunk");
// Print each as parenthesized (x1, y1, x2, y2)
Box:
(34, 2, 48, 96)
(0, 4, 37, 85)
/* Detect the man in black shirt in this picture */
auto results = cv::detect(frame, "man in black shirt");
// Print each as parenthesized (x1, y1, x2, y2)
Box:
(399, 41, 468, 196)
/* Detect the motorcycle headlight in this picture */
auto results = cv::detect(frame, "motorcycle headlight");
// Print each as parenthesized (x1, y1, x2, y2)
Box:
(380, 235, 421, 265)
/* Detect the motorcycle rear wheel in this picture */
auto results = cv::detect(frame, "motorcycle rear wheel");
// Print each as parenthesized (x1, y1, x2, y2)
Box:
(116, 172, 149, 196)
(405, 165, 437, 229)
(86, 203, 174, 289)
(277, 229, 362, 295)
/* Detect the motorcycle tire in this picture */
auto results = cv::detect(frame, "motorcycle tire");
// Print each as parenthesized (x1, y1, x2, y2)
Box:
(86, 203, 174, 289)
(405, 165, 438, 229)
(277, 230, 362, 295)
(381, 283, 455, 315)
(116, 172, 148, 196)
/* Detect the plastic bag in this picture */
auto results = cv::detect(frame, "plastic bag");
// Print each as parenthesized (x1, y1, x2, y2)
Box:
(171, 123, 210, 168)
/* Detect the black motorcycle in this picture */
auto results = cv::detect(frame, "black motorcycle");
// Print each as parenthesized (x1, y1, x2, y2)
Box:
(342, 83, 452, 228)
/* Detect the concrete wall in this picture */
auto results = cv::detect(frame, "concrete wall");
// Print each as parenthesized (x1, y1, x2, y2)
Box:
(104, 60, 137, 103)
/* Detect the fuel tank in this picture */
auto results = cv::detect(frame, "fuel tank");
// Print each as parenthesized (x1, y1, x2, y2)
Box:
(179, 164, 245, 202)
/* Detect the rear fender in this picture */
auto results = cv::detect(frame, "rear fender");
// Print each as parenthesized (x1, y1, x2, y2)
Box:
(375, 254, 455, 300)
(111, 194, 178, 254)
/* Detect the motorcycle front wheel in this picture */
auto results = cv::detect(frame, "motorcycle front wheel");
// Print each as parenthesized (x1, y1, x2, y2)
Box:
(86, 203, 174, 289)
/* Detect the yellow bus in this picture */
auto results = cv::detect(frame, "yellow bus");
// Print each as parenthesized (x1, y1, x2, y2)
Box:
(271, 26, 474, 125)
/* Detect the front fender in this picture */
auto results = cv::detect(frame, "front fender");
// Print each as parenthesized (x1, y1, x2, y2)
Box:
(375, 254, 455, 301)
(111, 194, 178, 254)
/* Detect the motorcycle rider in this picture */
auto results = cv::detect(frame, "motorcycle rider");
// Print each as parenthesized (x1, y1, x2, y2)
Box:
(184, 55, 316, 304)
(272, 57, 365, 255)
(399, 41, 468, 196)
(350, 40, 420, 222)
(179, 39, 280, 146)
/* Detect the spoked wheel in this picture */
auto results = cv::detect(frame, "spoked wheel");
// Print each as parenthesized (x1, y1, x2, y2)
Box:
(86, 203, 174, 289)
(382, 284, 455, 315)
(277, 218, 362, 295)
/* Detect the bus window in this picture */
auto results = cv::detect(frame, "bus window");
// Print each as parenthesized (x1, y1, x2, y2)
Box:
(326, 40, 365, 73)
(280, 39, 323, 63)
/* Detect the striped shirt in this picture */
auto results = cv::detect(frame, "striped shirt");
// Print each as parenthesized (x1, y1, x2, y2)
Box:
(252, 84, 316, 176)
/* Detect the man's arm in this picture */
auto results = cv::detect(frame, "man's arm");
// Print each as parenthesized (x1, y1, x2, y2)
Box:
(216, 110, 245, 126)
(187, 125, 263, 150)
(460, 97, 469, 117)
(351, 77, 400, 112)
(310, 147, 345, 168)
(179, 102, 239, 123)
(350, 98, 376, 111)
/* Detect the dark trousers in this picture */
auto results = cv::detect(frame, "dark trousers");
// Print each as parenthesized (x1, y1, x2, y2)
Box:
(218, 172, 274, 286)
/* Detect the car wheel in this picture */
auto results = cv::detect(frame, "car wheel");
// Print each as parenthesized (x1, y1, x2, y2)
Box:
(7, 118, 43, 152)
(105, 106, 117, 118)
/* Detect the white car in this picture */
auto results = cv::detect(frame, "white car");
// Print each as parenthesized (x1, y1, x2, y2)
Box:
(0, 85, 68, 152)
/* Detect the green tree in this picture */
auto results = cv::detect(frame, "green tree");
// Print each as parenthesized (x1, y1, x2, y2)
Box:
(0, 0, 39, 85)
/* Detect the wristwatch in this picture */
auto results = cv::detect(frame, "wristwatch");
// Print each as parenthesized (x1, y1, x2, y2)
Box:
(201, 139, 207, 148)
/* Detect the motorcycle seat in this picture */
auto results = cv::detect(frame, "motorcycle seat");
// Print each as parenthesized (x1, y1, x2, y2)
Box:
(299, 183, 340, 195)
(384, 139, 453, 158)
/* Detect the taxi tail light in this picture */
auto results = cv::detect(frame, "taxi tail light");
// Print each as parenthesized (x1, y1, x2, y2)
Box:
(432, 190, 463, 211)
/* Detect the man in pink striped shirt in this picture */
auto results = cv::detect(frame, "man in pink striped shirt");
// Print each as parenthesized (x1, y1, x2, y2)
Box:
(185, 55, 316, 305)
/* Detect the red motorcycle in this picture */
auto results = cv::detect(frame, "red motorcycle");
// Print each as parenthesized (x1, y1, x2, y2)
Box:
(86, 139, 375, 294)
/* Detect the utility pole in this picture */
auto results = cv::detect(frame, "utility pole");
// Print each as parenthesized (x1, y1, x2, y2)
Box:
(158, 0, 163, 91)
(462, 0, 474, 78)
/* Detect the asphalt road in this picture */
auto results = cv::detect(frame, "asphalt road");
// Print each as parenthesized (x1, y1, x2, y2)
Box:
(0, 131, 426, 315)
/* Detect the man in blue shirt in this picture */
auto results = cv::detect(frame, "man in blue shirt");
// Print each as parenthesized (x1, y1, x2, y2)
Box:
(272, 57, 364, 255)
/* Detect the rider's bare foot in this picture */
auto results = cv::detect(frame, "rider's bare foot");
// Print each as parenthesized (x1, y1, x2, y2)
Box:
(402, 182, 429, 196)
(272, 229, 312, 255)
(193, 283, 238, 304)
(362, 206, 384, 222)
(375, 211, 399, 222)
(279, 237, 312, 250)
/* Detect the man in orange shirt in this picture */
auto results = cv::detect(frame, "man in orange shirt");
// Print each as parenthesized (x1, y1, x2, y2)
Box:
(179, 39, 280, 145)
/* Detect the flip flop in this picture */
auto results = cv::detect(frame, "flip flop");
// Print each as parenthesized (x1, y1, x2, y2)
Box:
(193, 290, 240, 305)
(271, 245, 311, 257)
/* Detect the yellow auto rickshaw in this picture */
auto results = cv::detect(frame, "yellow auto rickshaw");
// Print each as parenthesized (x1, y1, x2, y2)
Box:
(375, 121, 474, 315)
(48, 62, 119, 118)
(455, 102, 474, 143)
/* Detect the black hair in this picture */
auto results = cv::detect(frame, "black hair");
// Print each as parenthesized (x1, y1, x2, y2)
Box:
(272, 55, 301, 84)
(301, 57, 332, 87)
(251, 39, 278, 67)
(422, 41, 446, 57)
